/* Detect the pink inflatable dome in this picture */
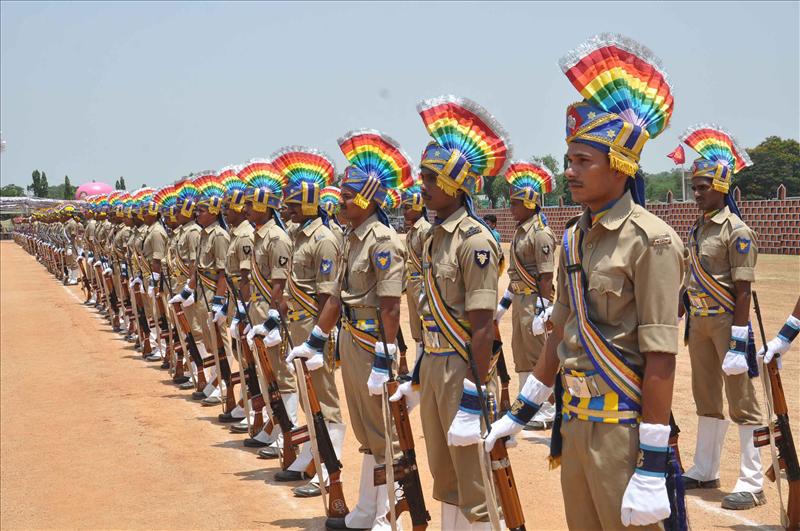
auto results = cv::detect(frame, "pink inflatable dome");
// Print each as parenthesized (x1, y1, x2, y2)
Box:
(75, 181, 114, 200)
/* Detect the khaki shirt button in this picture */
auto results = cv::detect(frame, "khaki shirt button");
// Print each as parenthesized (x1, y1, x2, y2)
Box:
(587, 242, 594, 249)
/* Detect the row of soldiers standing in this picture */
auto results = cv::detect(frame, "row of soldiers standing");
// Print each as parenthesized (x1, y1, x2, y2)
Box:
(13, 32, 800, 531)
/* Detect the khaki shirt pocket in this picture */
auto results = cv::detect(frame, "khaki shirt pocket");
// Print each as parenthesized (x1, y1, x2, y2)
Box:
(699, 237, 728, 274)
(433, 261, 460, 307)
(587, 271, 626, 323)
(348, 254, 373, 293)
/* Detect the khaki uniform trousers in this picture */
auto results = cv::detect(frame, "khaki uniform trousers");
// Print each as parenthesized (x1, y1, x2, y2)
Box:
(338, 325, 399, 466)
(687, 312, 761, 425)
(560, 419, 661, 531)
(405, 278, 423, 342)
(249, 298, 296, 395)
(511, 292, 546, 373)
(289, 315, 342, 424)
(419, 353, 491, 523)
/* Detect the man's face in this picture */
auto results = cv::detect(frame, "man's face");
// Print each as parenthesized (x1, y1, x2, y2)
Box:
(284, 202, 302, 224)
(340, 187, 373, 226)
(509, 198, 532, 223)
(196, 206, 216, 227)
(403, 204, 422, 229)
(564, 142, 625, 207)
(420, 167, 455, 212)
(225, 205, 244, 226)
(691, 177, 725, 212)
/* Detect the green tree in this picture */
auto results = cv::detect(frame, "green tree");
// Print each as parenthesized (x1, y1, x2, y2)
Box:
(63, 175, 74, 199)
(116, 176, 127, 190)
(39, 171, 49, 197)
(28, 169, 41, 196)
(644, 169, 682, 202)
(736, 136, 799, 199)
(0, 184, 25, 197)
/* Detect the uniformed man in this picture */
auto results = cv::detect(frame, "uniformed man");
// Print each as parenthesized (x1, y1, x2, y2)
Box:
(112, 195, 135, 339)
(168, 177, 219, 396)
(309, 130, 410, 530)
(141, 190, 171, 364)
(270, 146, 346, 489)
(487, 35, 686, 530)
(494, 160, 557, 430)
(678, 124, 765, 510)
(129, 189, 160, 356)
(63, 205, 81, 285)
(391, 95, 508, 529)
(239, 160, 298, 454)
(83, 201, 99, 305)
(320, 186, 345, 249)
(401, 181, 431, 371)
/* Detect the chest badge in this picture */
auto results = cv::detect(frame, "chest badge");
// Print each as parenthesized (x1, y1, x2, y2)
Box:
(242, 245, 251, 256)
(474, 249, 490, 268)
(736, 237, 751, 254)
(320, 259, 333, 275)
(375, 251, 391, 270)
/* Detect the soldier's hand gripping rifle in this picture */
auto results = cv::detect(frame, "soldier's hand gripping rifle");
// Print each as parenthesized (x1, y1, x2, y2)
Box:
(160, 255, 191, 382)
(493, 321, 512, 416)
(396, 326, 410, 377)
(119, 257, 138, 339)
(467, 343, 526, 531)
(284, 320, 349, 518)
(373, 308, 430, 531)
(752, 291, 800, 530)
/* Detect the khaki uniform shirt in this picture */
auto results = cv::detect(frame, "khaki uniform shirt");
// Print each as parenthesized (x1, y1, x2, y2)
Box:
(65, 218, 79, 250)
(96, 220, 111, 256)
(686, 206, 757, 293)
(143, 221, 168, 264)
(177, 220, 202, 271)
(329, 222, 345, 250)
(254, 218, 292, 283)
(198, 220, 230, 272)
(420, 207, 499, 348)
(508, 215, 556, 294)
(288, 217, 339, 305)
(550, 191, 686, 372)
(338, 214, 405, 310)
(85, 219, 97, 253)
(405, 216, 432, 282)
(226, 219, 255, 277)
(113, 226, 132, 262)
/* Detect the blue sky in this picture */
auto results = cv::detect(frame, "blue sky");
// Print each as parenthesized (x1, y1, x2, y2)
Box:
(1, 1, 798, 190)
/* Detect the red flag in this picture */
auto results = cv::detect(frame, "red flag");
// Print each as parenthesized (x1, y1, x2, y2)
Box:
(667, 145, 685, 165)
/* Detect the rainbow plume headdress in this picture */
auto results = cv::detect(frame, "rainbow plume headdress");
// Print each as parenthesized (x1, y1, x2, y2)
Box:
(382, 188, 402, 210)
(418, 95, 511, 197)
(176, 177, 200, 218)
(505, 159, 555, 210)
(193, 172, 224, 215)
(319, 186, 342, 216)
(153, 184, 178, 221)
(218, 165, 247, 212)
(272, 146, 335, 216)
(239, 159, 286, 213)
(680, 124, 752, 194)
(130, 187, 156, 219)
(338, 129, 415, 211)
(560, 33, 674, 203)
(401, 178, 424, 212)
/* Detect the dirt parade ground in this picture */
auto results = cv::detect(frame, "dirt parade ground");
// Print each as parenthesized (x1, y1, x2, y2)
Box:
(1, 239, 798, 530)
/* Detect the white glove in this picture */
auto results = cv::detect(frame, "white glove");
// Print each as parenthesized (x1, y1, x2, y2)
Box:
(229, 319, 241, 340)
(368, 342, 396, 396)
(261, 309, 283, 347)
(722, 325, 750, 376)
(495, 289, 513, 321)
(147, 285, 155, 297)
(286, 326, 328, 372)
(389, 380, 420, 411)
(532, 305, 554, 336)
(211, 296, 227, 323)
(103, 267, 112, 276)
(484, 373, 552, 451)
(66, 249, 73, 257)
(758, 314, 799, 365)
(88, 257, 95, 266)
(621, 423, 671, 527)
(130, 277, 143, 289)
(447, 379, 483, 447)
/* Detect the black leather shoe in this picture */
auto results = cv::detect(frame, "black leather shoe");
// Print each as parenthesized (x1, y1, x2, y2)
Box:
(160, 361, 170, 369)
(721, 490, 766, 510)
(243, 438, 268, 448)
(293, 482, 321, 498)
(173, 375, 190, 385)
(191, 391, 207, 400)
(325, 517, 368, 530)
(258, 446, 281, 458)
(218, 412, 245, 423)
(681, 476, 721, 490)
(274, 470, 309, 482)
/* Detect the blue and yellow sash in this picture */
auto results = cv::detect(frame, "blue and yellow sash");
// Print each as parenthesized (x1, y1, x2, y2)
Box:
(197, 269, 217, 291)
(563, 224, 642, 411)
(341, 317, 378, 353)
(251, 262, 273, 306)
(287, 274, 318, 318)
(688, 225, 735, 314)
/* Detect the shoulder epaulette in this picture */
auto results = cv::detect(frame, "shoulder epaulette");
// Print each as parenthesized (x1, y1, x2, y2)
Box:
(464, 226, 482, 239)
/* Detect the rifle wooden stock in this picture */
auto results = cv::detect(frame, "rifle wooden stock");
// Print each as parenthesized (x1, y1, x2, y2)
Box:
(252, 337, 298, 469)
(396, 326, 409, 377)
(103, 270, 121, 329)
(170, 301, 207, 389)
(753, 291, 800, 530)
(494, 322, 512, 416)
(236, 323, 264, 435)
(486, 393, 526, 531)
(154, 293, 174, 366)
(209, 316, 238, 414)
(132, 283, 152, 355)
(373, 379, 430, 530)
(297, 360, 348, 518)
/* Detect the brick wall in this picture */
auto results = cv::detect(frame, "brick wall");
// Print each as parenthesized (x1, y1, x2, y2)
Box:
(479, 198, 800, 255)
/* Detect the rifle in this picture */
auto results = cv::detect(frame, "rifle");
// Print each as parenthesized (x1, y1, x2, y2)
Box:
(467, 342, 526, 531)
(119, 257, 138, 339)
(493, 321, 512, 415)
(752, 291, 800, 530)
(396, 326, 409, 377)
(159, 253, 187, 382)
(373, 308, 430, 530)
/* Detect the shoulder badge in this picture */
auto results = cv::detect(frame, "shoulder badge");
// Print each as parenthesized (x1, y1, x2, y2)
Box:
(651, 236, 671, 249)
(474, 249, 491, 268)
(736, 237, 751, 254)
(320, 259, 333, 275)
(375, 250, 391, 270)
(542, 245, 551, 255)
(242, 245, 251, 256)
(278, 256, 288, 267)
(464, 226, 482, 239)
